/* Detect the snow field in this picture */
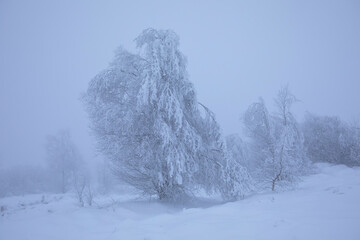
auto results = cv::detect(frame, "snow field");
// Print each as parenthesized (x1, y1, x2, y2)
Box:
(1, 163, 359, 240)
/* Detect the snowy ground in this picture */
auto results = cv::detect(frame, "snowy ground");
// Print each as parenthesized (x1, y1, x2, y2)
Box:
(1, 163, 360, 240)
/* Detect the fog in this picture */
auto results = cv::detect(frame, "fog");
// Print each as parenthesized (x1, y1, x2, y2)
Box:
(1, 2, 360, 240)
(1, 0, 359, 168)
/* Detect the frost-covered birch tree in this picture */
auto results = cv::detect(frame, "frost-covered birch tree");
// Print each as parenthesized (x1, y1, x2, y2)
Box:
(83, 29, 250, 201)
(272, 86, 309, 189)
(243, 87, 308, 191)
(198, 104, 252, 199)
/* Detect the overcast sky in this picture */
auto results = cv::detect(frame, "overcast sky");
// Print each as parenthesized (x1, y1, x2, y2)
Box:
(1, 0, 359, 167)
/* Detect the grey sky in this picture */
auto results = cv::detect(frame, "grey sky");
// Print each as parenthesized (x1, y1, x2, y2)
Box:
(1, 0, 359, 167)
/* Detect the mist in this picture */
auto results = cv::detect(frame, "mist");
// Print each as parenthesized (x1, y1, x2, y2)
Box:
(1, 1, 360, 239)
(1, 0, 359, 168)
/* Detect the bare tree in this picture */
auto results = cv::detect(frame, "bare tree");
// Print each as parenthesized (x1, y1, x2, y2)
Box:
(73, 172, 86, 207)
(85, 182, 94, 206)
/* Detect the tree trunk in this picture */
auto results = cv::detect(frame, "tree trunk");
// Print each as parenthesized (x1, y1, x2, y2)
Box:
(62, 170, 65, 193)
(272, 145, 284, 191)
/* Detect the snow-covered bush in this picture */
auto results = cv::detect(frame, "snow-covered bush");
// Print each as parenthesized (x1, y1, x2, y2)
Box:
(83, 29, 250, 201)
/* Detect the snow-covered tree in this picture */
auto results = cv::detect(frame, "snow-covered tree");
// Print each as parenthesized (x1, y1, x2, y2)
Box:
(243, 87, 308, 191)
(342, 121, 360, 166)
(303, 114, 360, 166)
(226, 134, 254, 172)
(46, 130, 82, 193)
(302, 114, 344, 164)
(272, 86, 309, 189)
(83, 29, 250, 201)
(198, 104, 252, 199)
(243, 98, 276, 189)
